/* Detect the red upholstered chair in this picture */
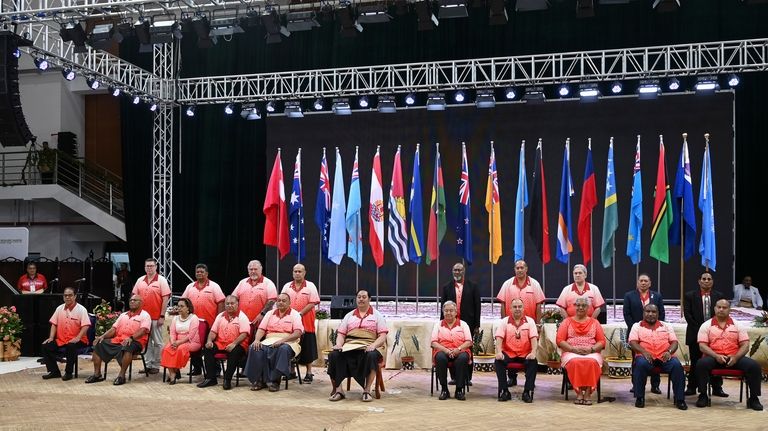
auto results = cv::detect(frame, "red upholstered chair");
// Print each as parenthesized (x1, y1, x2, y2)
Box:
(708, 369, 748, 406)
(430, 351, 472, 396)
(648, 366, 673, 399)
(162, 322, 208, 384)
(103, 328, 150, 381)
(214, 350, 247, 388)
(561, 367, 601, 402)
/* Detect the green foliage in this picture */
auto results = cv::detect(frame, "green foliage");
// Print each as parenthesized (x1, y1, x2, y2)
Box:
(0, 306, 23, 342)
(93, 300, 120, 336)
(608, 328, 630, 360)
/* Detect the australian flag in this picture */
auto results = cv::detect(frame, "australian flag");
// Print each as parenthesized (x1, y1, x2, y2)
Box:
(315, 149, 331, 259)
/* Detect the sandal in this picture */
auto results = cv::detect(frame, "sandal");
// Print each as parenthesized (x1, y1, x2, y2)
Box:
(574, 399, 585, 405)
(362, 392, 373, 402)
(250, 382, 266, 391)
(582, 399, 593, 406)
(303, 373, 314, 383)
(329, 391, 346, 402)
(113, 376, 126, 386)
(84, 374, 105, 384)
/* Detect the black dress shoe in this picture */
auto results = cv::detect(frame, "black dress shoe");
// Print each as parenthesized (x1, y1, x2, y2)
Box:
(747, 397, 764, 411)
(650, 386, 662, 395)
(455, 390, 466, 401)
(498, 390, 511, 402)
(507, 375, 518, 387)
(42, 372, 62, 380)
(711, 389, 729, 398)
(61, 373, 73, 381)
(684, 387, 697, 396)
(439, 389, 450, 400)
(197, 378, 218, 388)
(448, 379, 456, 385)
(521, 390, 533, 404)
(675, 400, 688, 410)
(466, 380, 473, 386)
(223, 380, 232, 390)
(695, 395, 709, 408)
(635, 397, 645, 408)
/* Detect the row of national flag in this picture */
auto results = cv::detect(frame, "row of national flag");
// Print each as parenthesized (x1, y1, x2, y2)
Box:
(262, 136, 717, 270)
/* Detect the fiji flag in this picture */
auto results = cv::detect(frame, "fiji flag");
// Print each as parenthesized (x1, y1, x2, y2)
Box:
(315, 148, 331, 260)
(328, 148, 347, 265)
(699, 138, 716, 270)
(409, 144, 425, 264)
(670, 136, 697, 260)
(556, 140, 574, 264)
(289, 149, 305, 261)
(346, 147, 363, 266)
(456, 142, 473, 265)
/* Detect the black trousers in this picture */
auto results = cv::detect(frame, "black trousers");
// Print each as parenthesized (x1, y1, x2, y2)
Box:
(695, 356, 762, 397)
(687, 343, 722, 390)
(42, 340, 85, 375)
(435, 351, 469, 391)
(203, 345, 246, 381)
(495, 354, 537, 392)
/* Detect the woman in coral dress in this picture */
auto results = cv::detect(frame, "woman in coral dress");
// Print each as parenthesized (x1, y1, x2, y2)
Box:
(160, 298, 201, 384)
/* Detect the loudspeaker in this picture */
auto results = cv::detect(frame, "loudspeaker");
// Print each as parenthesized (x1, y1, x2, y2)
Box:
(330, 295, 356, 319)
(0, 31, 34, 147)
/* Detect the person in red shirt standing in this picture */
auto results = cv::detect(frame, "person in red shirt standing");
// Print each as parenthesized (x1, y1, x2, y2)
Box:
(131, 258, 171, 375)
(181, 263, 225, 375)
(41, 287, 90, 380)
(17, 262, 48, 294)
(197, 295, 250, 390)
(694, 299, 763, 410)
(85, 295, 151, 385)
(494, 298, 539, 403)
(281, 264, 320, 383)
(232, 260, 277, 329)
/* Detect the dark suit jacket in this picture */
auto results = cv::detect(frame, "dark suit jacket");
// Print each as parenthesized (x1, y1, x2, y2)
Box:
(683, 288, 725, 346)
(440, 279, 481, 333)
(623, 289, 665, 330)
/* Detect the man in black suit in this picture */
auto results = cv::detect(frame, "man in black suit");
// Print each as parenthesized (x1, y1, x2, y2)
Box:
(441, 262, 481, 385)
(683, 272, 726, 396)
(624, 273, 666, 394)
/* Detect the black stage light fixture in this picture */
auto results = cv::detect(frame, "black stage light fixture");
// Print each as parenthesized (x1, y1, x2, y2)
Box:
(261, 9, 289, 44)
(149, 15, 182, 45)
(377, 95, 397, 113)
(132, 94, 141, 105)
(358, 96, 370, 108)
(59, 22, 87, 53)
(576, 0, 595, 18)
(34, 56, 49, 71)
(61, 67, 76, 81)
(209, 15, 245, 39)
(475, 89, 496, 108)
(426, 93, 446, 111)
(637, 79, 661, 99)
(415, 0, 439, 30)
(149, 100, 158, 112)
(438, 0, 469, 19)
(86, 77, 100, 90)
(357, 5, 392, 23)
(667, 77, 680, 91)
(109, 85, 121, 97)
(240, 103, 261, 120)
(286, 11, 321, 32)
(727, 74, 740, 87)
(405, 93, 416, 105)
(653, 0, 680, 12)
(694, 76, 719, 94)
(185, 106, 196, 117)
(395, 0, 409, 15)
(266, 101, 276, 112)
(488, 0, 508, 25)
(314, 98, 325, 110)
(523, 86, 546, 103)
(134, 19, 152, 52)
(224, 103, 235, 115)
(578, 83, 600, 102)
(504, 87, 516, 99)
(332, 98, 352, 115)
(610, 81, 622, 94)
(285, 101, 304, 118)
(184, 14, 214, 48)
(87, 23, 123, 50)
(336, 2, 362, 37)
(516, 0, 549, 11)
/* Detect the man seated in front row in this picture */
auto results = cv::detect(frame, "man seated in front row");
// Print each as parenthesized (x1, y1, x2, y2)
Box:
(695, 299, 763, 410)
(628, 304, 688, 410)
(494, 298, 538, 403)
(244, 293, 303, 392)
(41, 287, 90, 381)
(85, 295, 151, 385)
(197, 295, 250, 390)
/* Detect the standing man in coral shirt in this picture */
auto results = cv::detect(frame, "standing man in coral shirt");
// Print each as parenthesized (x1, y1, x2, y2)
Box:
(41, 287, 90, 380)
(281, 263, 320, 383)
(131, 258, 171, 375)
(181, 263, 225, 375)
(232, 260, 277, 329)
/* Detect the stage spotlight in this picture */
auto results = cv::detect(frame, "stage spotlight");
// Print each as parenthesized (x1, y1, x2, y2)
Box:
(694, 76, 719, 94)
(727, 74, 740, 87)
(34, 57, 49, 71)
(59, 21, 87, 53)
(357, 5, 392, 23)
(558, 84, 570, 97)
(134, 19, 152, 52)
(516, 0, 549, 11)
(285, 101, 304, 118)
(12, 48, 20, 58)
(426, 93, 446, 111)
(415, 0, 439, 31)
(287, 11, 321, 31)
(88, 23, 123, 50)
(186, 106, 196, 117)
(332, 98, 352, 115)
(240, 103, 261, 120)
(86, 77, 100, 90)
(504, 87, 516, 99)
(610, 81, 623, 94)
(266, 101, 276, 113)
(185, 14, 213, 49)
(488, 0, 508, 25)
(359, 96, 370, 108)
(638, 79, 661, 99)
(667, 78, 680, 91)
(132, 95, 141, 105)
(109, 85, 121, 97)
(336, 2, 362, 37)
(523, 86, 546, 103)
(454, 90, 466, 103)
(652, 0, 680, 12)
(576, 0, 595, 18)
(439, 0, 469, 19)
(313, 98, 325, 111)
(377, 95, 397, 113)
(149, 15, 182, 45)
(209, 15, 245, 38)
(149, 101, 158, 112)
(475, 89, 496, 108)
(262, 9, 290, 44)
(578, 83, 600, 101)
(224, 103, 235, 115)
(61, 67, 76, 81)
(405, 93, 416, 105)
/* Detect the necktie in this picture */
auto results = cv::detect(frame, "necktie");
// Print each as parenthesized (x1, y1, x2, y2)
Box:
(703, 294, 711, 319)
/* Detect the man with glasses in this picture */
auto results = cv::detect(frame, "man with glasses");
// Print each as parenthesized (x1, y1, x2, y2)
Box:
(683, 272, 725, 396)
(131, 258, 171, 375)
(41, 287, 90, 380)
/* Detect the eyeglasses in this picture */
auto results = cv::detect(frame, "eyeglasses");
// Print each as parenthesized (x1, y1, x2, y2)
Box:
(129, 299, 140, 302)
(63, 294, 75, 297)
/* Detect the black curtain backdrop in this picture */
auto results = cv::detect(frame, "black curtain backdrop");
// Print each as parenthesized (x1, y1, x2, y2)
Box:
(119, 0, 768, 296)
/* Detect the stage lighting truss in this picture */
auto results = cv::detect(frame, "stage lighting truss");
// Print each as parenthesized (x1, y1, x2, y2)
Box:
(439, 0, 469, 19)
(332, 98, 352, 115)
(426, 92, 446, 110)
(357, 4, 392, 24)
(286, 11, 321, 32)
(377, 95, 397, 113)
(475, 89, 496, 108)
(240, 103, 262, 120)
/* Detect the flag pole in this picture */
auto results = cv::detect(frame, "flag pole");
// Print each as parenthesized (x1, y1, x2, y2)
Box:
(588, 138, 594, 281)
(489, 140, 495, 316)
(435, 143, 440, 316)
(416, 267, 419, 313)
(679, 132, 687, 317)
(612, 250, 616, 316)
(318, 252, 322, 299)
(276, 147, 281, 289)
(395, 267, 399, 314)
(376, 267, 379, 309)
(335, 265, 338, 296)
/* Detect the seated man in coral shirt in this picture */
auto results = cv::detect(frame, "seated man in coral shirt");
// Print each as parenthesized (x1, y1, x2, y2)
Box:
(494, 298, 538, 403)
(694, 299, 763, 411)
(85, 295, 151, 386)
(41, 287, 90, 381)
(197, 295, 250, 390)
(244, 293, 303, 392)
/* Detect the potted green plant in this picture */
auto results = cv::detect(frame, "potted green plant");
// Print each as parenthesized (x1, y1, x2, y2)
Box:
(748, 335, 768, 382)
(471, 329, 496, 372)
(316, 309, 329, 320)
(540, 308, 564, 324)
(546, 350, 562, 372)
(391, 328, 420, 369)
(605, 328, 632, 378)
(322, 329, 337, 367)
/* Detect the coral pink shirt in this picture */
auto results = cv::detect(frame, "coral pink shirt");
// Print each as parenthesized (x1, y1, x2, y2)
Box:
(111, 309, 152, 348)
(210, 311, 250, 350)
(49, 303, 90, 346)
(232, 276, 278, 322)
(495, 316, 539, 358)
(170, 314, 202, 352)
(132, 273, 171, 320)
(628, 320, 677, 359)
(431, 319, 472, 354)
(337, 307, 389, 337)
(181, 280, 225, 324)
(258, 308, 304, 334)
(496, 276, 545, 320)
(281, 280, 320, 333)
(556, 283, 606, 317)
(697, 317, 748, 357)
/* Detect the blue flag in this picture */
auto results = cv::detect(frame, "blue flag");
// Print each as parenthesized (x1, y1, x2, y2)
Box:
(289, 149, 305, 261)
(315, 149, 331, 260)
(670, 139, 697, 260)
(514, 142, 528, 261)
(346, 147, 363, 266)
(328, 148, 347, 265)
(627, 138, 643, 265)
(456, 143, 473, 265)
(556, 141, 573, 264)
(409, 145, 425, 264)
(699, 141, 716, 270)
